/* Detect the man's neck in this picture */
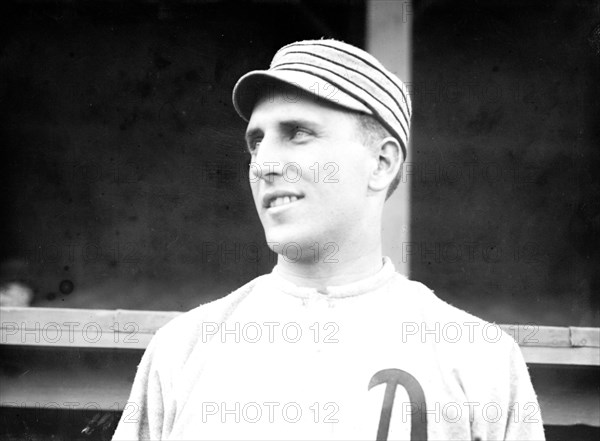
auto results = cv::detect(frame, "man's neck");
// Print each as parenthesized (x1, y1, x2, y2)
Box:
(274, 242, 384, 290)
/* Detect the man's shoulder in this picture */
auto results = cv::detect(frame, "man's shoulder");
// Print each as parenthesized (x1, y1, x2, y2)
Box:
(144, 275, 267, 366)
(394, 275, 518, 348)
(157, 275, 265, 339)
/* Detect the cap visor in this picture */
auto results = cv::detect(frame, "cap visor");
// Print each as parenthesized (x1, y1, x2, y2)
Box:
(232, 69, 372, 121)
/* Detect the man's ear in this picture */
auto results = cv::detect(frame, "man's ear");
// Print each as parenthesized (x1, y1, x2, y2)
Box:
(368, 137, 403, 194)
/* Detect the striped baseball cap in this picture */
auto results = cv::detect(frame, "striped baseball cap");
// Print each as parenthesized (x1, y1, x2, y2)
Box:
(232, 39, 412, 158)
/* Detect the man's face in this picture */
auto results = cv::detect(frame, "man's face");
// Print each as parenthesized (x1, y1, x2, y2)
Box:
(245, 89, 377, 257)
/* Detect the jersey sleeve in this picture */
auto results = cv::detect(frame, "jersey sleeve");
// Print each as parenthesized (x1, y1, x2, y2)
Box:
(504, 341, 546, 441)
(111, 331, 167, 441)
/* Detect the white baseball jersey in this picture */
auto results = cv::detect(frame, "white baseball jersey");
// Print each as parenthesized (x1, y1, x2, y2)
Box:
(112, 257, 545, 440)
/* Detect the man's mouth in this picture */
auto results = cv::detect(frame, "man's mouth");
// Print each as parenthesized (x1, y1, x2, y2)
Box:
(269, 195, 300, 208)
(263, 191, 305, 209)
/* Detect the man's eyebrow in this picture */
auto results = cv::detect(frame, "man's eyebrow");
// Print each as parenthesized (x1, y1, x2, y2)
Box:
(245, 118, 320, 143)
(280, 118, 320, 130)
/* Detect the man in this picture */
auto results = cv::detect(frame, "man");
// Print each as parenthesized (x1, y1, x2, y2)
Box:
(112, 40, 544, 440)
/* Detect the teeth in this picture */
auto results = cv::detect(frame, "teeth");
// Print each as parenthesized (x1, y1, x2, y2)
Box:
(269, 196, 300, 208)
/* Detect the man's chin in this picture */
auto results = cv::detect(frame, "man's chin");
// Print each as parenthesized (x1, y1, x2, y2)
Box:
(263, 227, 316, 258)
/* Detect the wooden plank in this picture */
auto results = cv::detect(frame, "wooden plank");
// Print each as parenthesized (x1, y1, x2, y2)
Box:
(0, 307, 179, 349)
(521, 346, 600, 366)
(0, 307, 180, 333)
(570, 326, 600, 348)
(499, 324, 571, 347)
(1, 307, 599, 365)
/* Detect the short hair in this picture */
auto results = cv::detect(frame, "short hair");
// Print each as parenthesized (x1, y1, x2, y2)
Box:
(353, 113, 402, 200)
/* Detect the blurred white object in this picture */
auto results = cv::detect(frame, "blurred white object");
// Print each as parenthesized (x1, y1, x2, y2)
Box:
(0, 282, 33, 307)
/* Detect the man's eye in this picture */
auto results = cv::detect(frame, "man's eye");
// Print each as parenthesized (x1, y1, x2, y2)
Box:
(291, 128, 311, 141)
(247, 139, 261, 153)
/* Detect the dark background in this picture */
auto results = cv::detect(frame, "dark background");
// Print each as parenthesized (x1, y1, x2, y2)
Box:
(410, 0, 600, 327)
(1, 2, 599, 440)
(1, 0, 598, 327)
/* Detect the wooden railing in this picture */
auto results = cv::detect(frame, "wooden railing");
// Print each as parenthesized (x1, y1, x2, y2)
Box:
(1, 307, 599, 427)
